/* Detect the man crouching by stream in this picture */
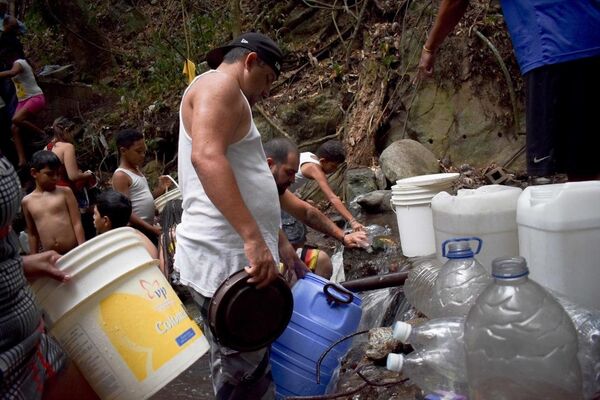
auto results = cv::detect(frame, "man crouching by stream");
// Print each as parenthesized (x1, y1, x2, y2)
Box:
(175, 32, 286, 399)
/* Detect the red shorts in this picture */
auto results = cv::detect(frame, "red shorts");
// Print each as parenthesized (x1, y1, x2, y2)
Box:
(16, 93, 46, 114)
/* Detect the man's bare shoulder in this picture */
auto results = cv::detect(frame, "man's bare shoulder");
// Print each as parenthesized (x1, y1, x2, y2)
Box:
(187, 72, 242, 106)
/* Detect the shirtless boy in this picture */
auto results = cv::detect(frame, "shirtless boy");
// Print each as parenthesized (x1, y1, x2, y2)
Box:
(22, 150, 85, 254)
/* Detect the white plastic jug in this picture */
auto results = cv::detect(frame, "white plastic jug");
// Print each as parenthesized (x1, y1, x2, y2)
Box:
(432, 185, 522, 272)
(517, 181, 600, 309)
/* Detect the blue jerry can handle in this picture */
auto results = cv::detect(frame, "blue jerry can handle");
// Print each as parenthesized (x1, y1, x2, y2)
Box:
(323, 283, 354, 304)
(442, 237, 483, 257)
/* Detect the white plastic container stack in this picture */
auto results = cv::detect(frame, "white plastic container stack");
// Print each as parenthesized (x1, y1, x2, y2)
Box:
(431, 185, 522, 272)
(517, 181, 600, 309)
(391, 173, 459, 257)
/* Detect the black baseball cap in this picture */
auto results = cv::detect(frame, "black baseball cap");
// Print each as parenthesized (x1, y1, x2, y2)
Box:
(206, 32, 283, 77)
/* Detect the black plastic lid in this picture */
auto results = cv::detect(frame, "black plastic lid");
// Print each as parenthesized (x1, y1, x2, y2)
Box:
(208, 270, 293, 351)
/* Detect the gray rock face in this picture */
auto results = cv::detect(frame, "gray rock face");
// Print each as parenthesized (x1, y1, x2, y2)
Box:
(379, 139, 439, 182)
(355, 190, 393, 213)
(345, 168, 379, 203)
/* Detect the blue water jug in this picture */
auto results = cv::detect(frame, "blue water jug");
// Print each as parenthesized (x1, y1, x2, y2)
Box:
(270, 273, 362, 398)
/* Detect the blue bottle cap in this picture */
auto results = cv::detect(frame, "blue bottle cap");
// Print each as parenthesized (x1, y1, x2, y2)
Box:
(492, 256, 529, 279)
(445, 241, 474, 259)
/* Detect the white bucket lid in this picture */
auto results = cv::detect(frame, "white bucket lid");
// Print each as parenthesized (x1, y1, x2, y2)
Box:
(392, 198, 434, 206)
(391, 193, 437, 202)
(396, 172, 459, 187)
(391, 186, 442, 194)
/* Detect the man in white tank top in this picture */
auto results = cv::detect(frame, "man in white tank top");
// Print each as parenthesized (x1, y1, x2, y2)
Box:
(176, 33, 284, 399)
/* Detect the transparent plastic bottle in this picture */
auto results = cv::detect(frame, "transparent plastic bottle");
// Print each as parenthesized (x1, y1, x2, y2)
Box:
(429, 238, 492, 318)
(387, 349, 468, 395)
(465, 256, 583, 400)
(392, 317, 465, 353)
(553, 292, 600, 399)
(403, 257, 443, 317)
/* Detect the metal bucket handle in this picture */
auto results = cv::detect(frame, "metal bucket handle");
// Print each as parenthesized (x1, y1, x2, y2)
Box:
(164, 175, 179, 193)
(323, 283, 354, 304)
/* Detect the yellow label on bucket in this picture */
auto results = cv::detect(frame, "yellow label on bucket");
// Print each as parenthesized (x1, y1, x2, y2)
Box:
(99, 275, 202, 381)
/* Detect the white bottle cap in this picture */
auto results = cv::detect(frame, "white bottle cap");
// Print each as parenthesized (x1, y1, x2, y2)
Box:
(392, 321, 412, 343)
(386, 353, 404, 372)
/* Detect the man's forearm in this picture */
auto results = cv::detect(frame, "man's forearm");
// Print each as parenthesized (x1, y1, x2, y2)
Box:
(303, 206, 345, 242)
(425, 0, 470, 52)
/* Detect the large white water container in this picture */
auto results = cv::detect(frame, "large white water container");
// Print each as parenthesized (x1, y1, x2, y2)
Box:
(517, 181, 600, 309)
(33, 228, 210, 400)
(431, 185, 522, 272)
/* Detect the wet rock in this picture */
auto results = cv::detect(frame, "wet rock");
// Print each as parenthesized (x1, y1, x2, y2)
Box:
(379, 139, 439, 182)
(346, 168, 379, 203)
(365, 327, 401, 361)
(355, 190, 393, 213)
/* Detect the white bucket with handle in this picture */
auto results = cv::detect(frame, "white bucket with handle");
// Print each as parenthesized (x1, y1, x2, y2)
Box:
(390, 174, 460, 257)
(33, 227, 209, 400)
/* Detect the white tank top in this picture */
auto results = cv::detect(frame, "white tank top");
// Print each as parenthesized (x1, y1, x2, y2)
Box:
(175, 71, 281, 297)
(12, 60, 43, 101)
(290, 152, 321, 192)
(113, 168, 155, 224)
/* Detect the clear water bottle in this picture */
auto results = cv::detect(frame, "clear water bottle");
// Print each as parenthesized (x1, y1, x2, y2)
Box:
(387, 349, 468, 395)
(429, 238, 492, 318)
(392, 317, 465, 353)
(403, 257, 443, 317)
(465, 256, 583, 399)
(553, 292, 600, 399)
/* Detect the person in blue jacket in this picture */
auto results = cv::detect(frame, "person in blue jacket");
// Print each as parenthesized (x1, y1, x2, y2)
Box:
(416, 0, 600, 182)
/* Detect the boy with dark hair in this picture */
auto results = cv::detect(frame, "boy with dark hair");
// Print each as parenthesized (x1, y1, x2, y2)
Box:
(288, 139, 364, 235)
(22, 150, 84, 254)
(112, 129, 172, 244)
(315, 139, 346, 165)
(93, 189, 158, 260)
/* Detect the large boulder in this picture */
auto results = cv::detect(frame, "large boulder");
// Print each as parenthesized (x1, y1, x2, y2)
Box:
(379, 139, 439, 183)
(345, 168, 379, 203)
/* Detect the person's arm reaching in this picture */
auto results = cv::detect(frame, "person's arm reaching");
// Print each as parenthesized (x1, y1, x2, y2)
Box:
(188, 74, 278, 288)
(0, 61, 22, 79)
(63, 187, 85, 245)
(278, 229, 310, 284)
(300, 162, 364, 231)
(280, 190, 368, 248)
(417, 0, 470, 79)
(62, 143, 93, 183)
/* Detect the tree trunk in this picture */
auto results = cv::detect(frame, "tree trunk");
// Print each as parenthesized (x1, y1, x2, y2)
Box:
(44, 0, 115, 79)
(342, 58, 388, 166)
(231, 0, 241, 37)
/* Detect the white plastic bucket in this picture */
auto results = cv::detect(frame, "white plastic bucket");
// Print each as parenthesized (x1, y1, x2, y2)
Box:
(33, 227, 209, 400)
(389, 174, 460, 257)
(392, 198, 436, 257)
(517, 181, 600, 309)
(431, 185, 522, 272)
(154, 176, 182, 214)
